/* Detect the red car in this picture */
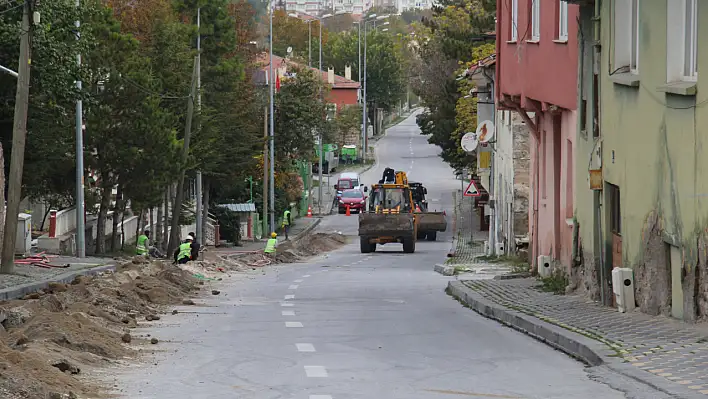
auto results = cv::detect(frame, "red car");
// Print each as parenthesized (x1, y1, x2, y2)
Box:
(338, 189, 367, 214)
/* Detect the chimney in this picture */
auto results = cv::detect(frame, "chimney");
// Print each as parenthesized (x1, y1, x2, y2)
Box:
(327, 68, 335, 85)
(345, 65, 351, 80)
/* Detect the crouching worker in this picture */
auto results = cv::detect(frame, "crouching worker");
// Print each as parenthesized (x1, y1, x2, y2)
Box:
(174, 235, 194, 264)
(137, 230, 165, 258)
(264, 232, 278, 258)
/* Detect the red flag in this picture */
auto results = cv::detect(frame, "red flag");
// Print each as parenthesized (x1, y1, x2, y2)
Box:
(275, 73, 281, 92)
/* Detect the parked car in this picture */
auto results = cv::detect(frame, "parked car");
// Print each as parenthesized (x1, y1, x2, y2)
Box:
(334, 172, 366, 200)
(338, 189, 367, 214)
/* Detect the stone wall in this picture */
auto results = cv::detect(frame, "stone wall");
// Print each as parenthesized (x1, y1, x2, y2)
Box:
(513, 122, 530, 236)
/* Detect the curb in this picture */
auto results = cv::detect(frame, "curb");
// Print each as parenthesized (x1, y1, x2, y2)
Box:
(292, 218, 322, 243)
(0, 263, 117, 301)
(446, 281, 707, 399)
(433, 264, 455, 276)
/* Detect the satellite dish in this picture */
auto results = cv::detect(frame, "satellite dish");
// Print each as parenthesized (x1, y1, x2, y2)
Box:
(287, 46, 293, 54)
(476, 120, 495, 143)
(460, 132, 478, 152)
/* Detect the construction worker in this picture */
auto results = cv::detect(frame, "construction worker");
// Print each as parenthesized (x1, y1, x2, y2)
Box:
(264, 232, 278, 257)
(136, 230, 150, 256)
(282, 208, 291, 240)
(174, 235, 194, 264)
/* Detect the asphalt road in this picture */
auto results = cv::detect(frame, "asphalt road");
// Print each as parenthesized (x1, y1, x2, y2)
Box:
(107, 112, 645, 399)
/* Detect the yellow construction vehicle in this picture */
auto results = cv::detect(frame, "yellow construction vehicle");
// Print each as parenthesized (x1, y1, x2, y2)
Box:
(358, 171, 418, 253)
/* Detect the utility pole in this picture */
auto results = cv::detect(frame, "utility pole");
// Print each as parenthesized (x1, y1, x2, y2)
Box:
(75, 0, 86, 258)
(167, 58, 198, 255)
(263, 106, 268, 236)
(362, 22, 367, 164)
(1, 1, 32, 274)
(317, 18, 323, 215)
(268, 0, 276, 231)
(195, 8, 203, 247)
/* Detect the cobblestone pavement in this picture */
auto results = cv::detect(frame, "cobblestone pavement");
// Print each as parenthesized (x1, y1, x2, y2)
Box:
(463, 277, 708, 395)
(447, 190, 513, 279)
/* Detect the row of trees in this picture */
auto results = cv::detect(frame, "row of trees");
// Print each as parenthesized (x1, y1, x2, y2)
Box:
(0, 0, 332, 256)
(410, 0, 496, 171)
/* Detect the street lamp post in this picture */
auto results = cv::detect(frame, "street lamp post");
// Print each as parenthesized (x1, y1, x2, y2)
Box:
(268, 1, 275, 232)
(290, 11, 346, 215)
(361, 14, 389, 165)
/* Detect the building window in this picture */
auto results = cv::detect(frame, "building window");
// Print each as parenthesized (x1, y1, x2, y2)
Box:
(613, 0, 639, 74)
(510, 0, 518, 41)
(683, 0, 698, 80)
(558, 1, 568, 41)
(531, 0, 540, 41)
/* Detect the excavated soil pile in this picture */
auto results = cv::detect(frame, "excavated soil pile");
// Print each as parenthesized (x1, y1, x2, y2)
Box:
(218, 232, 348, 269)
(0, 257, 199, 399)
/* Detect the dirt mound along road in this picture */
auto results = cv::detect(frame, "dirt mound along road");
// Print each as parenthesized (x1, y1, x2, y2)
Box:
(215, 232, 348, 269)
(0, 257, 200, 399)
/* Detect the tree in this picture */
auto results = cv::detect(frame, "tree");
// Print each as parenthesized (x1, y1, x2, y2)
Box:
(325, 29, 405, 135)
(412, 0, 495, 170)
(269, 10, 327, 60)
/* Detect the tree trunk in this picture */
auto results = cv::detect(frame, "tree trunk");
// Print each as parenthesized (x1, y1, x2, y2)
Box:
(135, 209, 143, 247)
(120, 207, 126, 251)
(95, 186, 112, 254)
(149, 207, 155, 239)
(39, 204, 51, 231)
(156, 201, 163, 250)
(201, 180, 210, 245)
(162, 189, 169, 251)
(111, 185, 122, 252)
(0, 143, 5, 253)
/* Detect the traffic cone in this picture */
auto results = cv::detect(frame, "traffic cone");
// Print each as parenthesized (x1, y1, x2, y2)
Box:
(415, 204, 422, 212)
(345, 204, 351, 216)
(443, 210, 446, 216)
(306, 206, 313, 218)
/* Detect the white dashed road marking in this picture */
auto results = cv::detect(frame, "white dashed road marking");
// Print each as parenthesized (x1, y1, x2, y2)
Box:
(284, 294, 295, 300)
(289, 284, 299, 290)
(282, 310, 295, 316)
(285, 321, 303, 328)
(302, 275, 311, 278)
(294, 279, 303, 283)
(310, 396, 333, 399)
(296, 343, 316, 352)
(281, 302, 294, 307)
(304, 366, 328, 377)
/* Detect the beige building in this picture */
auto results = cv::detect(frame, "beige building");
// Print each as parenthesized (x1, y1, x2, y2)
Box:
(573, 0, 708, 321)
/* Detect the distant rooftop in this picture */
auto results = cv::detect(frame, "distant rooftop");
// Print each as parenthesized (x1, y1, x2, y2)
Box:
(255, 53, 361, 89)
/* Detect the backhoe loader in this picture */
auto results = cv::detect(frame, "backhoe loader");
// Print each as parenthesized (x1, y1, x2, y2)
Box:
(358, 171, 417, 253)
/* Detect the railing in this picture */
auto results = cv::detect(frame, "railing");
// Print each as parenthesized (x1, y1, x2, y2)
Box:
(49, 207, 77, 238)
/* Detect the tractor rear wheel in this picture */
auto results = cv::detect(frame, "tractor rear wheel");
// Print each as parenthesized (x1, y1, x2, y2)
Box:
(402, 237, 416, 253)
(360, 237, 372, 253)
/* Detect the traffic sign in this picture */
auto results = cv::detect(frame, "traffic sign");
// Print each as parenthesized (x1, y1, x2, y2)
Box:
(463, 180, 480, 197)
(460, 132, 478, 152)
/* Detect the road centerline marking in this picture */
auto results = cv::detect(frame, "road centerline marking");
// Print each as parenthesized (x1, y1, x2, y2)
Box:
(302, 275, 311, 278)
(288, 284, 299, 290)
(281, 310, 295, 316)
(285, 321, 303, 328)
(294, 279, 303, 283)
(280, 302, 294, 307)
(304, 366, 328, 377)
(284, 294, 295, 300)
(309, 396, 332, 399)
(296, 343, 316, 352)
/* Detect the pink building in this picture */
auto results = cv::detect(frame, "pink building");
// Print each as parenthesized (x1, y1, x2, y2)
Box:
(495, 0, 579, 273)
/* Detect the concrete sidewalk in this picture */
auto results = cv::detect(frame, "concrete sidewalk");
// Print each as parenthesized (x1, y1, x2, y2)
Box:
(448, 277, 708, 398)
